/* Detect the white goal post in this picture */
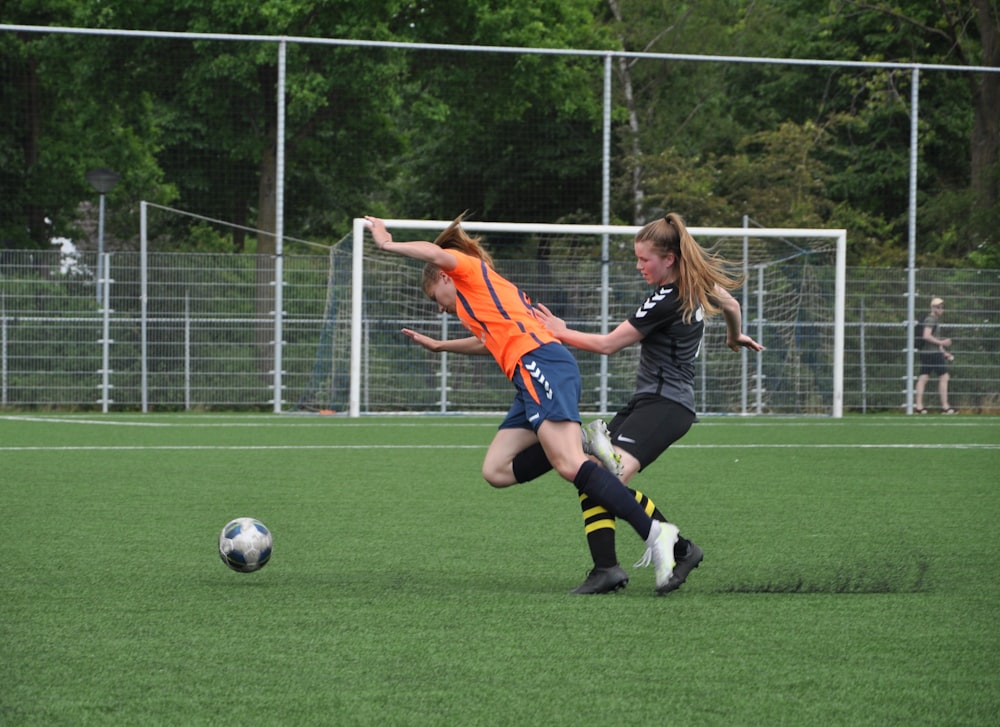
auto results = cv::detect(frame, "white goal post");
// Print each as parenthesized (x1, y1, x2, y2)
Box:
(350, 218, 846, 418)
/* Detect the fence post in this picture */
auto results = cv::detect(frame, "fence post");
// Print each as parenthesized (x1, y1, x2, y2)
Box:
(859, 297, 867, 414)
(904, 67, 920, 415)
(755, 265, 765, 414)
(741, 216, 750, 415)
(598, 53, 613, 414)
(98, 253, 113, 413)
(1, 293, 6, 407)
(272, 39, 287, 414)
(140, 200, 149, 413)
(185, 290, 191, 411)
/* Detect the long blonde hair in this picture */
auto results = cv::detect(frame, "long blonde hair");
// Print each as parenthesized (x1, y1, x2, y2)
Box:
(420, 213, 495, 294)
(635, 213, 744, 323)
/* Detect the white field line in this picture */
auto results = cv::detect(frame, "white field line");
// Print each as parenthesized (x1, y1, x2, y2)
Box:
(0, 415, 501, 428)
(2, 414, 997, 429)
(0, 444, 485, 451)
(1, 443, 997, 452)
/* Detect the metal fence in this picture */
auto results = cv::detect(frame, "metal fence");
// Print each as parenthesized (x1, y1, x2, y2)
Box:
(2, 249, 997, 414)
(0, 25, 1000, 413)
(3, 27, 998, 420)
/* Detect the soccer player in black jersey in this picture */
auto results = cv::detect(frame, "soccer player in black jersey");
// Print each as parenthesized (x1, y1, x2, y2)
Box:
(534, 213, 763, 594)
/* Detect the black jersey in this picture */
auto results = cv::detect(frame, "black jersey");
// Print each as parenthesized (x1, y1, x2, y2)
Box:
(627, 285, 704, 414)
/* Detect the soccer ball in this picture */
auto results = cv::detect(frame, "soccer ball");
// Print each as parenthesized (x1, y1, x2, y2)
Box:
(218, 517, 273, 573)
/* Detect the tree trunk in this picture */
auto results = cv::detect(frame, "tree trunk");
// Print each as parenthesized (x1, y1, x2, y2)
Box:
(19, 52, 45, 249)
(971, 0, 999, 213)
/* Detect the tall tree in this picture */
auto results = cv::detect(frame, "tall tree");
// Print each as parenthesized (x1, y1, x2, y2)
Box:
(0, 1, 170, 250)
(845, 1, 999, 217)
(819, 0, 998, 263)
(64, 0, 411, 373)
(603, 0, 996, 264)
(382, 0, 614, 230)
(85, 0, 407, 253)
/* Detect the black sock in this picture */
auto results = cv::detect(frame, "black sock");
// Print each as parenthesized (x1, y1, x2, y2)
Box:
(572, 461, 652, 540)
(511, 442, 554, 483)
(581, 489, 663, 569)
(631, 488, 665, 521)
(579, 494, 618, 568)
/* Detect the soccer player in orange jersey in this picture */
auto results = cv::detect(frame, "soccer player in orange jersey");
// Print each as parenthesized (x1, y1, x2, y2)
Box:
(365, 213, 681, 595)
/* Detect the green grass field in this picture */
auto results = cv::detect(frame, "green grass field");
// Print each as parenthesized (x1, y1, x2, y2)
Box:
(2, 413, 999, 726)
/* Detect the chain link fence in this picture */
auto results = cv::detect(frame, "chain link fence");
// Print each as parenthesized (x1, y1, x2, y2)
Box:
(2, 249, 996, 414)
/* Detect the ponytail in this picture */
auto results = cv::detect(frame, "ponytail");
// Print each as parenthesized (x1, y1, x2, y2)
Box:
(421, 212, 494, 293)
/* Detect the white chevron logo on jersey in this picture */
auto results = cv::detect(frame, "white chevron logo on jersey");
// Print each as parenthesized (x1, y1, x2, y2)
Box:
(635, 287, 672, 318)
(524, 361, 554, 400)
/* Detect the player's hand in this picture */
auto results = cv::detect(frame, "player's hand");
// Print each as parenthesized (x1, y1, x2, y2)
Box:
(401, 328, 441, 352)
(728, 333, 764, 353)
(364, 216, 393, 249)
(533, 303, 567, 337)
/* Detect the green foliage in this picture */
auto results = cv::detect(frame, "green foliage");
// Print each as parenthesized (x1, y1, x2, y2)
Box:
(613, 0, 995, 264)
(0, 1, 994, 267)
(724, 121, 835, 227)
(637, 148, 733, 223)
(379, 0, 613, 223)
(173, 222, 239, 253)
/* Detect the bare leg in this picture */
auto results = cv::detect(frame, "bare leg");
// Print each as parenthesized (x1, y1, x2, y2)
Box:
(938, 372, 951, 410)
(915, 374, 929, 411)
(616, 449, 641, 485)
(535, 419, 589, 481)
(481, 427, 541, 487)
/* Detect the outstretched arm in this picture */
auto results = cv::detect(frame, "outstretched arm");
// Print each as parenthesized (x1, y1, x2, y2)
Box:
(710, 286, 764, 352)
(534, 303, 642, 354)
(365, 216, 457, 271)
(401, 328, 489, 355)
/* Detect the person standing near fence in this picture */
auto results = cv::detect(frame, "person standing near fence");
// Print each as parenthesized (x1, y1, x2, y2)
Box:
(914, 296, 956, 414)
(532, 213, 763, 593)
(364, 213, 684, 595)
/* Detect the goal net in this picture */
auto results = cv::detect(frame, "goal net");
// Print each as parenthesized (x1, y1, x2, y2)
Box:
(298, 219, 846, 417)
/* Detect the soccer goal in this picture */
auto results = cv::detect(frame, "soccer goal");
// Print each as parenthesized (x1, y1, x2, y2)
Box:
(313, 218, 847, 418)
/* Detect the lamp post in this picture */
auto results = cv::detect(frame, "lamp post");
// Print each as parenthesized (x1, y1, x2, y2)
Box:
(86, 168, 120, 307)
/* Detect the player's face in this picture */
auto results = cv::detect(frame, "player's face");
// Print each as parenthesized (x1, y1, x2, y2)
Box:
(634, 239, 675, 285)
(427, 274, 458, 314)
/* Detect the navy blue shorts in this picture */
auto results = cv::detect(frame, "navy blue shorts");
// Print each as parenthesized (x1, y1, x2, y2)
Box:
(499, 342, 582, 432)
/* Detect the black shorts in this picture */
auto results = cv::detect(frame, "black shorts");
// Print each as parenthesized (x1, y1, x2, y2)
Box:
(606, 394, 696, 472)
(919, 351, 949, 376)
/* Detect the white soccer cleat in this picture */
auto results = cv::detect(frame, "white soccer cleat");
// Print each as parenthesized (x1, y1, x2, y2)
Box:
(581, 419, 623, 478)
(634, 520, 679, 591)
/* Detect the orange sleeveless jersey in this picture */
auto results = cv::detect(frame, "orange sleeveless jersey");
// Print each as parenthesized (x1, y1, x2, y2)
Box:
(444, 250, 558, 379)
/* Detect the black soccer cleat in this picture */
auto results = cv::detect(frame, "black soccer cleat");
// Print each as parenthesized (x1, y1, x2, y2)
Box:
(570, 564, 629, 594)
(655, 540, 704, 596)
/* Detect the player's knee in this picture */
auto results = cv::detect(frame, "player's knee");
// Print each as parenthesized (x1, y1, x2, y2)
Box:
(481, 464, 516, 488)
(548, 454, 586, 483)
